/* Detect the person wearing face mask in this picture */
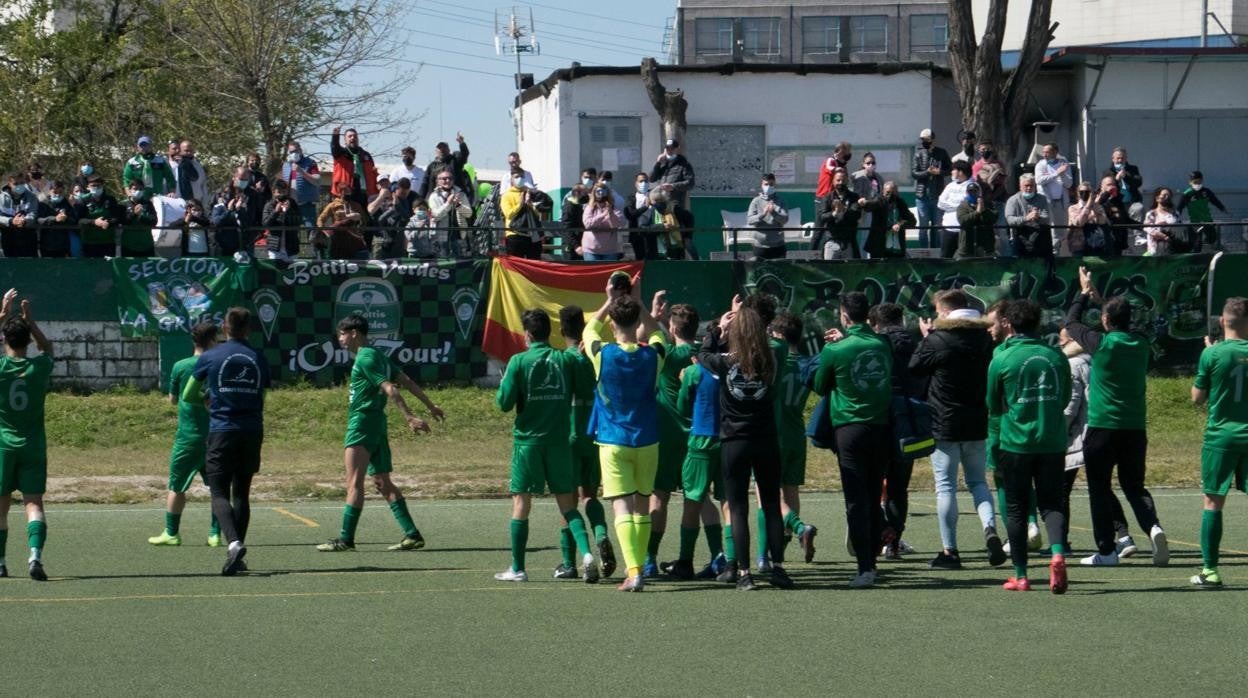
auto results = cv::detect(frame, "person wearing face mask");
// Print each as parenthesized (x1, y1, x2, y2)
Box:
(867, 181, 915, 259)
(179, 199, 212, 258)
(174, 140, 210, 207)
(1101, 147, 1143, 218)
(419, 133, 470, 202)
(316, 185, 368, 260)
(0, 173, 43, 258)
(280, 141, 322, 248)
(814, 169, 862, 260)
(331, 125, 379, 210)
(505, 152, 535, 190)
(746, 173, 789, 260)
(580, 183, 624, 261)
(1033, 143, 1073, 255)
(1066, 181, 1110, 257)
(74, 174, 122, 258)
(120, 177, 158, 257)
(1142, 187, 1180, 256)
(122, 135, 176, 198)
(911, 129, 952, 249)
(1177, 170, 1229, 252)
(1005, 174, 1052, 260)
(815, 142, 853, 222)
(390, 146, 426, 196)
(26, 163, 51, 201)
(1094, 175, 1131, 255)
(972, 140, 1010, 255)
(950, 130, 977, 166)
(74, 163, 96, 192)
(403, 203, 434, 258)
(428, 171, 472, 258)
(649, 139, 698, 259)
(625, 173, 659, 261)
(34, 181, 77, 258)
(851, 154, 884, 257)
(955, 181, 997, 259)
(261, 179, 302, 263)
(501, 167, 542, 259)
(245, 152, 272, 205)
(937, 161, 974, 258)
(560, 169, 597, 261)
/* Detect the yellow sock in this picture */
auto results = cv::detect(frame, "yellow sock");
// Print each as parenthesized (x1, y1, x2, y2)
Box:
(634, 514, 652, 570)
(616, 518, 639, 574)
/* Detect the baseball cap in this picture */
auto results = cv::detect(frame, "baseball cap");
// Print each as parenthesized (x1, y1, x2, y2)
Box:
(137, 135, 152, 147)
(664, 138, 679, 148)
(919, 128, 933, 139)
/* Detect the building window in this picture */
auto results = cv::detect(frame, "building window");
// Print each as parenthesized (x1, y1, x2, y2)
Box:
(577, 116, 642, 182)
(695, 17, 733, 56)
(802, 16, 841, 55)
(910, 14, 948, 53)
(741, 17, 781, 57)
(850, 15, 888, 54)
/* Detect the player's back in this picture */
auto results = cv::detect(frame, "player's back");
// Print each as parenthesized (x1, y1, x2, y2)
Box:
(1199, 339, 1248, 451)
(0, 354, 53, 448)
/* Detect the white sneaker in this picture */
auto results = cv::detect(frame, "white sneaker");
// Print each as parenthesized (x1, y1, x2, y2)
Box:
(849, 570, 877, 588)
(1115, 535, 1139, 558)
(1080, 552, 1120, 566)
(1150, 526, 1169, 567)
(1003, 539, 1011, 555)
(494, 568, 528, 582)
(1027, 523, 1043, 552)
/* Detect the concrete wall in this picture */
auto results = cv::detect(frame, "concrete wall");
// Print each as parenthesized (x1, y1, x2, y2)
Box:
(40, 321, 160, 392)
(976, 0, 1242, 51)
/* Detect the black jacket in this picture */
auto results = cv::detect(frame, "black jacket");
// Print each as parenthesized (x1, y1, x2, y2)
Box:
(698, 328, 777, 442)
(908, 315, 993, 441)
(262, 195, 302, 257)
(35, 198, 77, 257)
(649, 155, 695, 205)
(1101, 164, 1144, 207)
(878, 326, 921, 398)
(813, 187, 862, 250)
(420, 141, 471, 201)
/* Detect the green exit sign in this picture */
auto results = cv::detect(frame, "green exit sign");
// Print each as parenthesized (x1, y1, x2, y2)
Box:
(822, 112, 844, 124)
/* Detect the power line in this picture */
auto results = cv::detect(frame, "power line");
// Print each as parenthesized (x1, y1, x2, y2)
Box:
(458, 2, 666, 44)
(391, 57, 513, 79)
(411, 6, 660, 56)
(515, 0, 669, 31)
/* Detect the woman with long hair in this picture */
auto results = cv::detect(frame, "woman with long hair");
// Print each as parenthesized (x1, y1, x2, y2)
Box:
(580, 182, 624, 261)
(1142, 187, 1179, 256)
(697, 301, 793, 590)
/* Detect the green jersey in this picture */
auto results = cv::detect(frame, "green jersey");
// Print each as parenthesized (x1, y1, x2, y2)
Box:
(566, 346, 596, 443)
(347, 346, 399, 435)
(1087, 331, 1148, 429)
(0, 353, 53, 448)
(1194, 339, 1248, 451)
(170, 356, 209, 442)
(775, 351, 811, 449)
(813, 324, 892, 426)
(657, 341, 696, 433)
(497, 342, 574, 446)
(986, 335, 1071, 455)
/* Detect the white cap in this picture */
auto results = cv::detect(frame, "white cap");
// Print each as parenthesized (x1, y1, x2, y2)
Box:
(919, 128, 933, 139)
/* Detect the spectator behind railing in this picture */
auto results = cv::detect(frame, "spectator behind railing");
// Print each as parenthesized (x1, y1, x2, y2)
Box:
(35, 180, 75, 258)
(404, 202, 435, 258)
(121, 178, 158, 257)
(955, 181, 996, 260)
(427, 172, 472, 259)
(180, 198, 211, 258)
(746, 172, 789, 260)
(500, 168, 541, 260)
(560, 168, 594, 260)
(1, 171, 41, 257)
(580, 183, 624, 261)
(648, 189, 695, 260)
(814, 168, 862, 260)
(1142, 187, 1181, 257)
(1067, 181, 1110, 257)
(1005, 174, 1052, 260)
(262, 179, 302, 264)
(1095, 175, 1132, 255)
(75, 174, 121, 258)
(869, 181, 915, 259)
(624, 172, 659, 261)
(316, 185, 368, 260)
(1177, 170, 1229, 252)
(937, 161, 973, 258)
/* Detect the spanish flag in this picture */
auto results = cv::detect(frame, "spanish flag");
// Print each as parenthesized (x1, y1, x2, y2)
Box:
(483, 256, 643, 361)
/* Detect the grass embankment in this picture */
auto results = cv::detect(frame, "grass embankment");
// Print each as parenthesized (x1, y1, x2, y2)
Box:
(44, 378, 1207, 502)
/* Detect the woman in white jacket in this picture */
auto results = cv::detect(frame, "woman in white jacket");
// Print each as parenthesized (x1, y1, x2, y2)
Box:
(1061, 329, 1090, 555)
(427, 175, 474, 257)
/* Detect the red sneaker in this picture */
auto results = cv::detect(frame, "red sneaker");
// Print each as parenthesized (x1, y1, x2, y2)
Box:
(1002, 576, 1031, 591)
(1049, 555, 1068, 595)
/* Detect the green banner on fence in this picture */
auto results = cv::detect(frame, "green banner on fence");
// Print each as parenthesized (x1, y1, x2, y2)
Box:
(249, 259, 490, 384)
(112, 257, 254, 337)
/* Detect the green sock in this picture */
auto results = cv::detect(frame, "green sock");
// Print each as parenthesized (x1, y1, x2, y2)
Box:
(1051, 543, 1064, 556)
(559, 527, 575, 568)
(756, 508, 768, 559)
(388, 497, 418, 538)
(1013, 564, 1027, 578)
(784, 510, 804, 536)
(635, 515, 652, 567)
(27, 520, 47, 553)
(563, 510, 592, 559)
(704, 523, 723, 558)
(723, 524, 737, 563)
(510, 518, 529, 572)
(1202, 509, 1223, 570)
(165, 512, 181, 536)
(1027, 488, 1039, 525)
(646, 529, 663, 562)
(209, 513, 221, 537)
(584, 498, 608, 543)
(340, 504, 362, 544)
(678, 526, 698, 563)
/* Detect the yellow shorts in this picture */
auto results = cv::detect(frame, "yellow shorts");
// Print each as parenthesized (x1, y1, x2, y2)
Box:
(598, 443, 659, 499)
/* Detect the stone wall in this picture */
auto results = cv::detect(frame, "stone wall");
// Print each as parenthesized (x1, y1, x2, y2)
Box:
(40, 321, 159, 391)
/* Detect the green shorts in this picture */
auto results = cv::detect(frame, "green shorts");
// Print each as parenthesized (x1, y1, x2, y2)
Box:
(780, 441, 807, 487)
(1201, 447, 1248, 497)
(345, 428, 393, 476)
(599, 443, 659, 499)
(572, 437, 601, 492)
(168, 438, 207, 492)
(655, 420, 688, 493)
(0, 442, 47, 496)
(511, 442, 575, 495)
(682, 438, 723, 503)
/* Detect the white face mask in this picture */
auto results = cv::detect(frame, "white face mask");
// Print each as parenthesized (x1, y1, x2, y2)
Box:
(761, 185, 773, 196)
(1192, 183, 1204, 191)
(637, 182, 649, 193)
(287, 151, 300, 163)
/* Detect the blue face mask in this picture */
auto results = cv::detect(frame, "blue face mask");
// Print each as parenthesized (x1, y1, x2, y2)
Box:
(50, 194, 63, 203)
(1113, 163, 1124, 171)
(81, 164, 94, 176)
(12, 184, 28, 195)
(1023, 191, 1037, 200)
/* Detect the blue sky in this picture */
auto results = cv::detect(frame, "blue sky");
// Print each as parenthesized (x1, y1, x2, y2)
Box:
(307, 0, 678, 171)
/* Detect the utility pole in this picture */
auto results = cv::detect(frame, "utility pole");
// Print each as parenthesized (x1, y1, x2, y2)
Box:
(1201, 0, 1208, 47)
(495, 7, 541, 146)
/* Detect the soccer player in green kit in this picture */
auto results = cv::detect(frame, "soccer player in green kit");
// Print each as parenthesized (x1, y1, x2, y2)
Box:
(148, 321, 222, 547)
(494, 309, 599, 583)
(316, 315, 444, 553)
(1190, 297, 1248, 587)
(645, 296, 698, 577)
(0, 289, 54, 581)
(556, 305, 615, 579)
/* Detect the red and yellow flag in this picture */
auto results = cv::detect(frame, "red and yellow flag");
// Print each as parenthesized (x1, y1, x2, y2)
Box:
(483, 257, 643, 361)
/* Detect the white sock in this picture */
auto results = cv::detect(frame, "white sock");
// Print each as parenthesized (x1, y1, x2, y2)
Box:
(582, 552, 594, 566)
(228, 541, 242, 553)
(29, 547, 41, 563)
